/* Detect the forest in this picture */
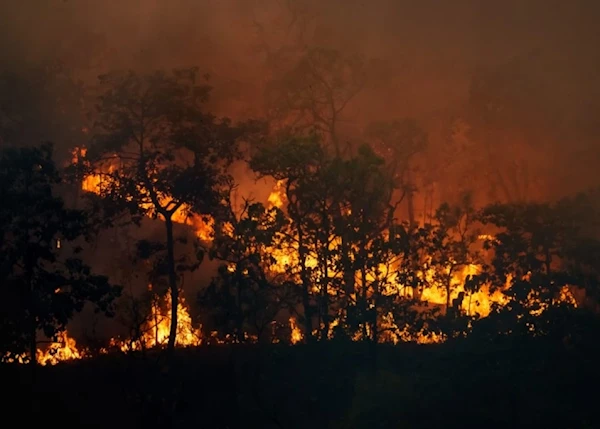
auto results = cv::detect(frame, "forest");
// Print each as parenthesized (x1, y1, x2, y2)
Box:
(2, 1, 600, 428)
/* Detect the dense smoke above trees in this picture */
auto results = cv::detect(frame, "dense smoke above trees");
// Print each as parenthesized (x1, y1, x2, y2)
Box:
(1, 0, 599, 202)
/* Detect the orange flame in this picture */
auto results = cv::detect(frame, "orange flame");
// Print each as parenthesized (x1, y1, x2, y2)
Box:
(289, 317, 303, 344)
(110, 288, 202, 352)
(73, 147, 214, 241)
(19, 151, 572, 363)
(2, 331, 82, 366)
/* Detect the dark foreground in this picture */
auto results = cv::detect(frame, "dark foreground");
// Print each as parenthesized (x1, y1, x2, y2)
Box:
(2, 337, 599, 429)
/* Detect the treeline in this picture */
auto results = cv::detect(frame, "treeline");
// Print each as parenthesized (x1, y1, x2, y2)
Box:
(1, 67, 599, 365)
(199, 138, 600, 346)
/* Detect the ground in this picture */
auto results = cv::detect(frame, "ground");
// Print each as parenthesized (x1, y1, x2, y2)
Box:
(2, 337, 599, 429)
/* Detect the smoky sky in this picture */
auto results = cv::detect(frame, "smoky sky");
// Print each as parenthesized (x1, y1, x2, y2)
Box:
(1, 0, 599, 200)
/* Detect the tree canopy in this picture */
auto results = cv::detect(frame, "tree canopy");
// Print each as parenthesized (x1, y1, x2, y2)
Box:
(0, 143, 120, 365)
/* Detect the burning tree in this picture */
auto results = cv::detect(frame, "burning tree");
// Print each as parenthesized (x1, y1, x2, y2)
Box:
(475, 199, 588, 339)
(426, 195, 481, 314)
(0, 143, 120, 367)
(80, 67, 250, 356)
(199, 190, 289, 343)
(250, 135, 325, 341)
(331, 144, 403, 343)
(250, 136, 418, 342)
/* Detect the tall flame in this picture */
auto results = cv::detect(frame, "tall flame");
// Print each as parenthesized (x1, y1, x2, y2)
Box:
(110, 288, 202, 352)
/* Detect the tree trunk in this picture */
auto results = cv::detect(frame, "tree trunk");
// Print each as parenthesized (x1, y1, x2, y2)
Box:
(406, 168, 416, 227)
(320, 237, 330, 340)
(445, 280, 452, 316)
(372, 281, 379, 345)
(235, 266, 244, 343)
(30, 322, 37, 370)
(361, 267, 368, 340)
(26, 259, 37, 372)
(298, 229, 314, 343)
(165, 216, 178, 357)
(154, 294, 160, 347)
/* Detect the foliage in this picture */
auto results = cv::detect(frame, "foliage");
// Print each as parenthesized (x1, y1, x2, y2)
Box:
(80, 67, 255, 354)
(0, 143, 120, 363)
(265, 47, 366, 154)
(199, 193, 290, 343)
(475, 198, 598, 339)
(364, 118, 427, 184)
(83, 67, 237, 220)
(0, 62, 597, 366)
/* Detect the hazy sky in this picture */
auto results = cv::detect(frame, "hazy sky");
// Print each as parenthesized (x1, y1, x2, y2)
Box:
(1, 0, 599, 200)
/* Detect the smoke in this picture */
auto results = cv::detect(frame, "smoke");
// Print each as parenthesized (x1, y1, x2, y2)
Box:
(2, 1, 598, 136)
(2, 0, 599, 208)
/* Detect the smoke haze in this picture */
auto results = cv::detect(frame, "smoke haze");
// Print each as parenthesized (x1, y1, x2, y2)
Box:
(2, 0, 599, 200)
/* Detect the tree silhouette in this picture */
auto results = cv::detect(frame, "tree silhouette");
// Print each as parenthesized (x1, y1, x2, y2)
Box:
(476, 198, 588, 338)
(199, 189, 288, 343)
(365, 119, 427, 226)
(251, 135, 326, 341)
(330, 144, 399, 342)
(0, 143, 120, 367)
(82, 67, 247, 356)
(425, 195, 481, 335)
(266, 47, 366, 155)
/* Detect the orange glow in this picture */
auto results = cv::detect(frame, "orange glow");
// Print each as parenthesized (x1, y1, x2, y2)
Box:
(289, 317, 303, 344)
(110, 287, 202, 352)
(73, 147, 214, 241)
(260, 181, 577, 343)
(17, 152, 573, 363)
(37, 331, 82, 365)
(2, 331, 82, 366)
(268, 179, 286, 208)
(419, 263, 509, 317)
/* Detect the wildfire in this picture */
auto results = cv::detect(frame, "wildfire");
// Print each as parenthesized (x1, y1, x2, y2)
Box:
(261, 181, 578, 343)
(110, 288, 202, 352)
(2, 331, 82, 366)
(419, 264, 509, 317)
(73, 147, 214, 242)
(2, 289, 204, 365)
(18, 150, 573, 369)
(38, 331, 82, 365)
